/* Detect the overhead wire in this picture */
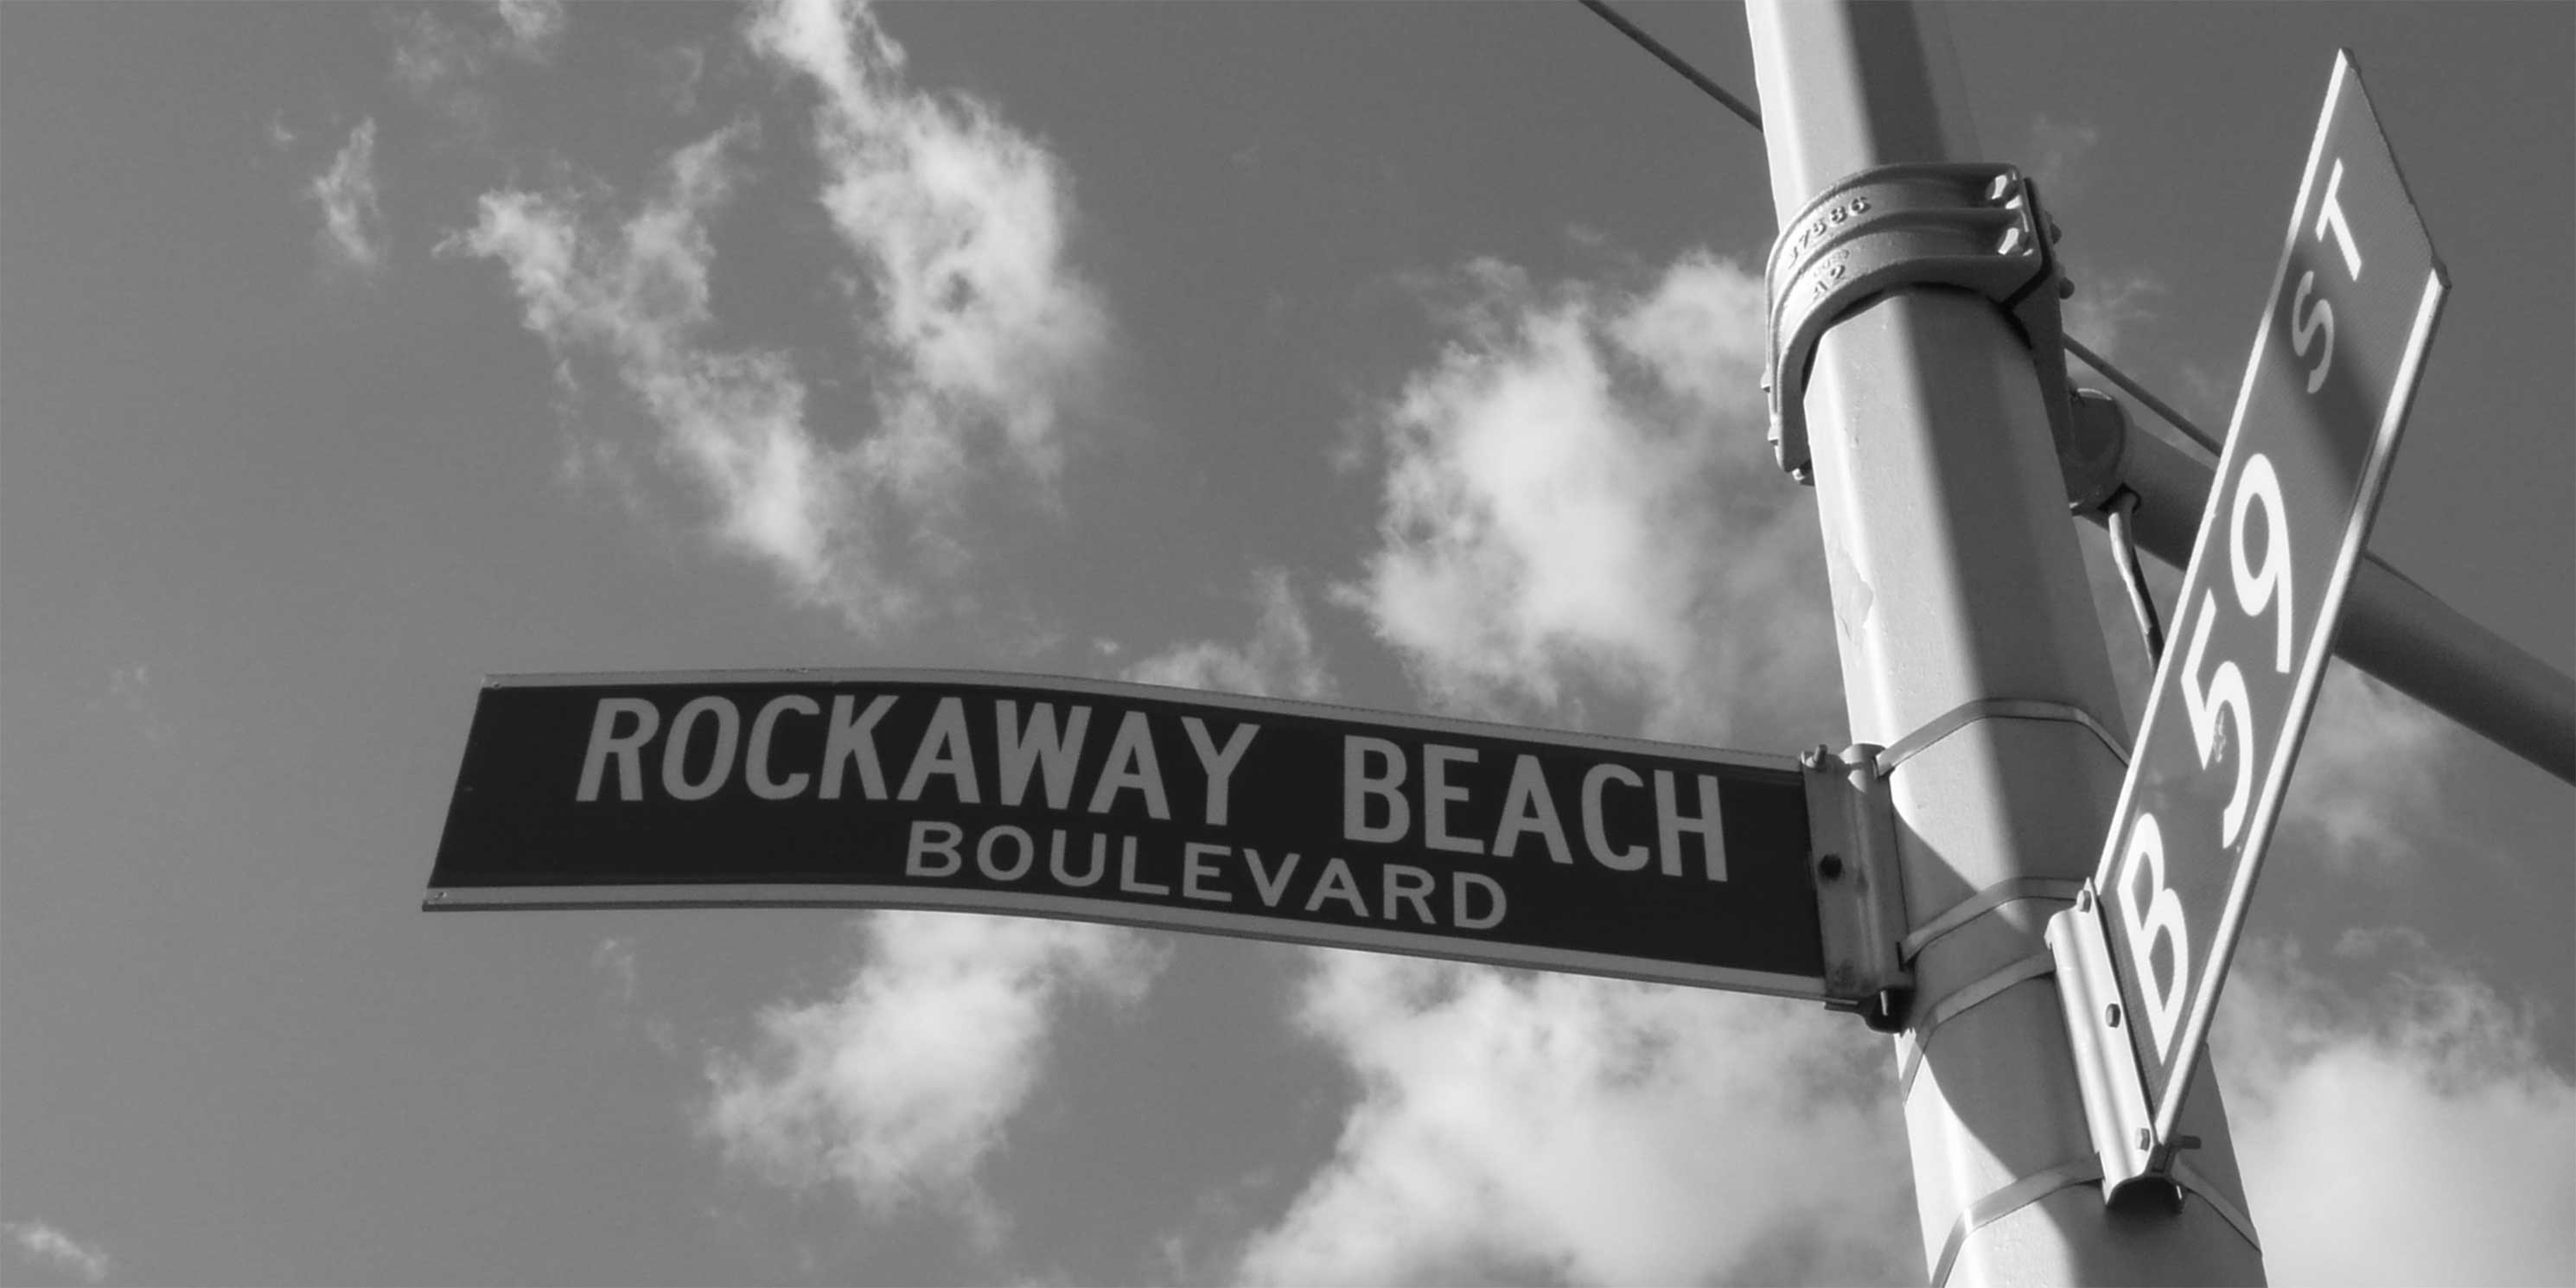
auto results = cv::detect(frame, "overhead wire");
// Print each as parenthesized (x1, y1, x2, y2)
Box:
(1576, 0, 1763, 131)
(2061, 335, 2226, 459)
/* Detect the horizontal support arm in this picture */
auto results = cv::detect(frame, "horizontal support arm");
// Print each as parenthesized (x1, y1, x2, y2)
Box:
(2093, 423, 2575, 784)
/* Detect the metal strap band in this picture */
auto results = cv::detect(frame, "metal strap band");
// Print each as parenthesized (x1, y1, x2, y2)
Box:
(1897, 951, 2056, 1099)
(1926, 1157, 2259, 1286)
(1927, 1159, 2101, 1288)
(2171, 1157, 2265, 1253)
(1929, 1154, 2107, 1287)
(1901, 877, 2088, 961)
(1874, 697, 2128, 777)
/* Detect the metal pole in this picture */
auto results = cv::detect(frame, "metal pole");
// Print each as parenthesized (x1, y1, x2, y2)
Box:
(2095, 422, 2576, 782)
(1744, 3, 2266, 1283)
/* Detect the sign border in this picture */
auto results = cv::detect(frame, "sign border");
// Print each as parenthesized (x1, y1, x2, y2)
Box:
(430, 666, 1825, 1000)
(424, 880, 1833, 1000)
(473, 666, 1801, 773)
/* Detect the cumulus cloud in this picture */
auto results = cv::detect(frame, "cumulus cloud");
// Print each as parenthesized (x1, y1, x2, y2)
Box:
(2278, 663, 2463, 869)
(1233, 954, 1917, 1285)
(590, 936, 678, 1056)
(308, 118, 386, 273)
(454, 124, 907, 619)
(748, 0, 1112, 490)
(493, 0, 566, 61)
(698, 914, 1165, 1240)
(2061, 269, 2167, 361)
(2218, 931, 2576, 1286)
(457, 2, 1107, 634)
(387, 14, 492, 135)
(99, 663, 174, 749)
(2023, 115, 2102, 201)
(1123, 570, 1336, 701)
(1342, 252, 1839, 748)
(4, 1221, 112, 1285)
(1253, 256, 1916, 1281)
(385, 1, 563, 142)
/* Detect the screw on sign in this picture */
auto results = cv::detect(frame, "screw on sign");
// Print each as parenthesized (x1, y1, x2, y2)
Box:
(2093, 50, 2447, 1147)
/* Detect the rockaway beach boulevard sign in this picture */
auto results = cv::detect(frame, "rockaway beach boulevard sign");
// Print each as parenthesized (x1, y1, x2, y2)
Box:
(426, 670, 1883, 1003)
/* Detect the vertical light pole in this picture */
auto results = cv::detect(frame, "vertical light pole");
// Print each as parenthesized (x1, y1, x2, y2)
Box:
(1743, 3, 2266, 1283)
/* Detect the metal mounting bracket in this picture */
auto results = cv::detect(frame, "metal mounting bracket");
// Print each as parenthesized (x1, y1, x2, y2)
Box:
(1802, 743, 1912, 1030)
(1763, 162, 2071, 482)
(2045, 885, 2192, 1204)
(2058, 387, 2129, 515)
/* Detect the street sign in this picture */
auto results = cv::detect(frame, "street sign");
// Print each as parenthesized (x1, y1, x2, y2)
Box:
(2090, 51, 2446, 1144)
(426, 670, 1836, 998)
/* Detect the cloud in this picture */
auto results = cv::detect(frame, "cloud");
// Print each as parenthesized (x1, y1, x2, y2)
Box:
(647, 42, 709, 118)
(454, 124, 894, 614)
(1340, 252, 1839, 748)
(592, 935, 641, 1008)
(458, 2, 1109, 635)
(4, 1221, 112, 1285)
(99, 663, 174, 748)
(2060, 269, 2166, 360)
(386, 2, 563, 139)
(493, 0, 566, 62)
(388, 10, 494, 134)
(307, 119, 386, 273)
(2280, 663, 2464, 870)
(1123, 570, 1336, 701)
(747, 0, 1112, 489)
(698, 914, 1165, 1240)
(2023, 115, 2102, 200)
(1232, 954, 1917, 1285)
(591, 935, 676, 1055)
(2218, 932, 2576, 1286)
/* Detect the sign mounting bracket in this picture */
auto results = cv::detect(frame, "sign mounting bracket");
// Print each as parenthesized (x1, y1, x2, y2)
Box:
(1803, 743, 1912, 1030)
(2047, 885, 2193, 1203)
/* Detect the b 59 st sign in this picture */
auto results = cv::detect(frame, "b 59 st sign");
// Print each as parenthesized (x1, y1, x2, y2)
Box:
(2094, 52, 2446, 1142)
(427, 670, 1832, 998)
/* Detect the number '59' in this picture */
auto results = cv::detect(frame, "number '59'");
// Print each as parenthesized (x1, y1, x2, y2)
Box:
(2176, 453, 2295, 846)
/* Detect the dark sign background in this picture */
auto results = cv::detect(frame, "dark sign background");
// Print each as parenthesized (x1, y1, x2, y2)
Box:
(428, 672, 1827, 995)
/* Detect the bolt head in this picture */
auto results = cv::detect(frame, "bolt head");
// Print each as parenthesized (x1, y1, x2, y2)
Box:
(1997, 226, 2028, 257)
(2105, 1002, 2123, 1028)
(1985, 173, 2016, 203)
(2058, 277, 2076, 299)
(1817, 854, 1846, 883)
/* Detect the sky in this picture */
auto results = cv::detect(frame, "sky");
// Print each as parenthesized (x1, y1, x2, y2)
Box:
(1, 3, 2570, 1285)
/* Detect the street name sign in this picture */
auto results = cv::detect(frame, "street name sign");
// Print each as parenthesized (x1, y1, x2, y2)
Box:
(426, 670, 1837, 998)
(2088, 51, 2447, 1146)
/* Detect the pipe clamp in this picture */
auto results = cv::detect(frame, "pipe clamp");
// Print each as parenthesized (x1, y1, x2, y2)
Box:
(1763, 163, 2070, 481)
